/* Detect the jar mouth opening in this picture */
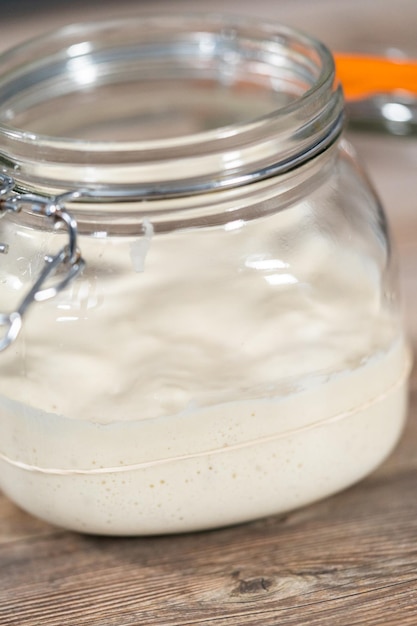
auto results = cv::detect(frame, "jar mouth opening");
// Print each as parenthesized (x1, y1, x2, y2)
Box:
(0, 14, 344, 198)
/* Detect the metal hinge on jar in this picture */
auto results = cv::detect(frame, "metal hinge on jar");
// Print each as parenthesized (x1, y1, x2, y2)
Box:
(0, 173, 85, 351)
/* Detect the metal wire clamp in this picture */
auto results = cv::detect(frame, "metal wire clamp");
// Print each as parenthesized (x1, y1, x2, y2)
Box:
(0, 174, 86, 351)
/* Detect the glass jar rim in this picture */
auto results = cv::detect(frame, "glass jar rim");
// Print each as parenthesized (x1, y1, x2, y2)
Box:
(0, 14, 344, 199)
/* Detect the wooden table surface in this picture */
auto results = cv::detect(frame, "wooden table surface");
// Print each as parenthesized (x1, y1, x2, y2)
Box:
(2, 3, 417, 625)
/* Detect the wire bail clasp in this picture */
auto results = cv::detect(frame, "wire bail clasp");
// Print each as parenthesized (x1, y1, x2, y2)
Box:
(0, 175, 86, 351)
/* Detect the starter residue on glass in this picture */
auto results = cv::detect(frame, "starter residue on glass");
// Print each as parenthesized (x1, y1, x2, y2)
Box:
(0, 200, 410, 535)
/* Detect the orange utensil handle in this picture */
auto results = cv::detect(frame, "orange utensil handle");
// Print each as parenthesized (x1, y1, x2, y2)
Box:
(334, 53, 417, 101)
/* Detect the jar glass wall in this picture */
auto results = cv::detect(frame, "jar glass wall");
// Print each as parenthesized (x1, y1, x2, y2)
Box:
(0, 16, 410, 535)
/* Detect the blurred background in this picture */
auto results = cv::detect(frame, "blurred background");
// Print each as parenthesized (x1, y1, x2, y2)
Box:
(3, 0, 417, 52)
(2, 0, 417, 335)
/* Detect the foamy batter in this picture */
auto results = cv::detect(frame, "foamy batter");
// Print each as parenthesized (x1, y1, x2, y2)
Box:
(0, 191, 410, 534)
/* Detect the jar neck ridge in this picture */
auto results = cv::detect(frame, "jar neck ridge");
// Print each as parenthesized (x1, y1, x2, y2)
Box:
(0, 15, 344, 209)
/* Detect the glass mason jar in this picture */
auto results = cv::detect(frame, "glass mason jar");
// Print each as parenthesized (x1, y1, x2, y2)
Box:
(0, 15, 410, 535)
